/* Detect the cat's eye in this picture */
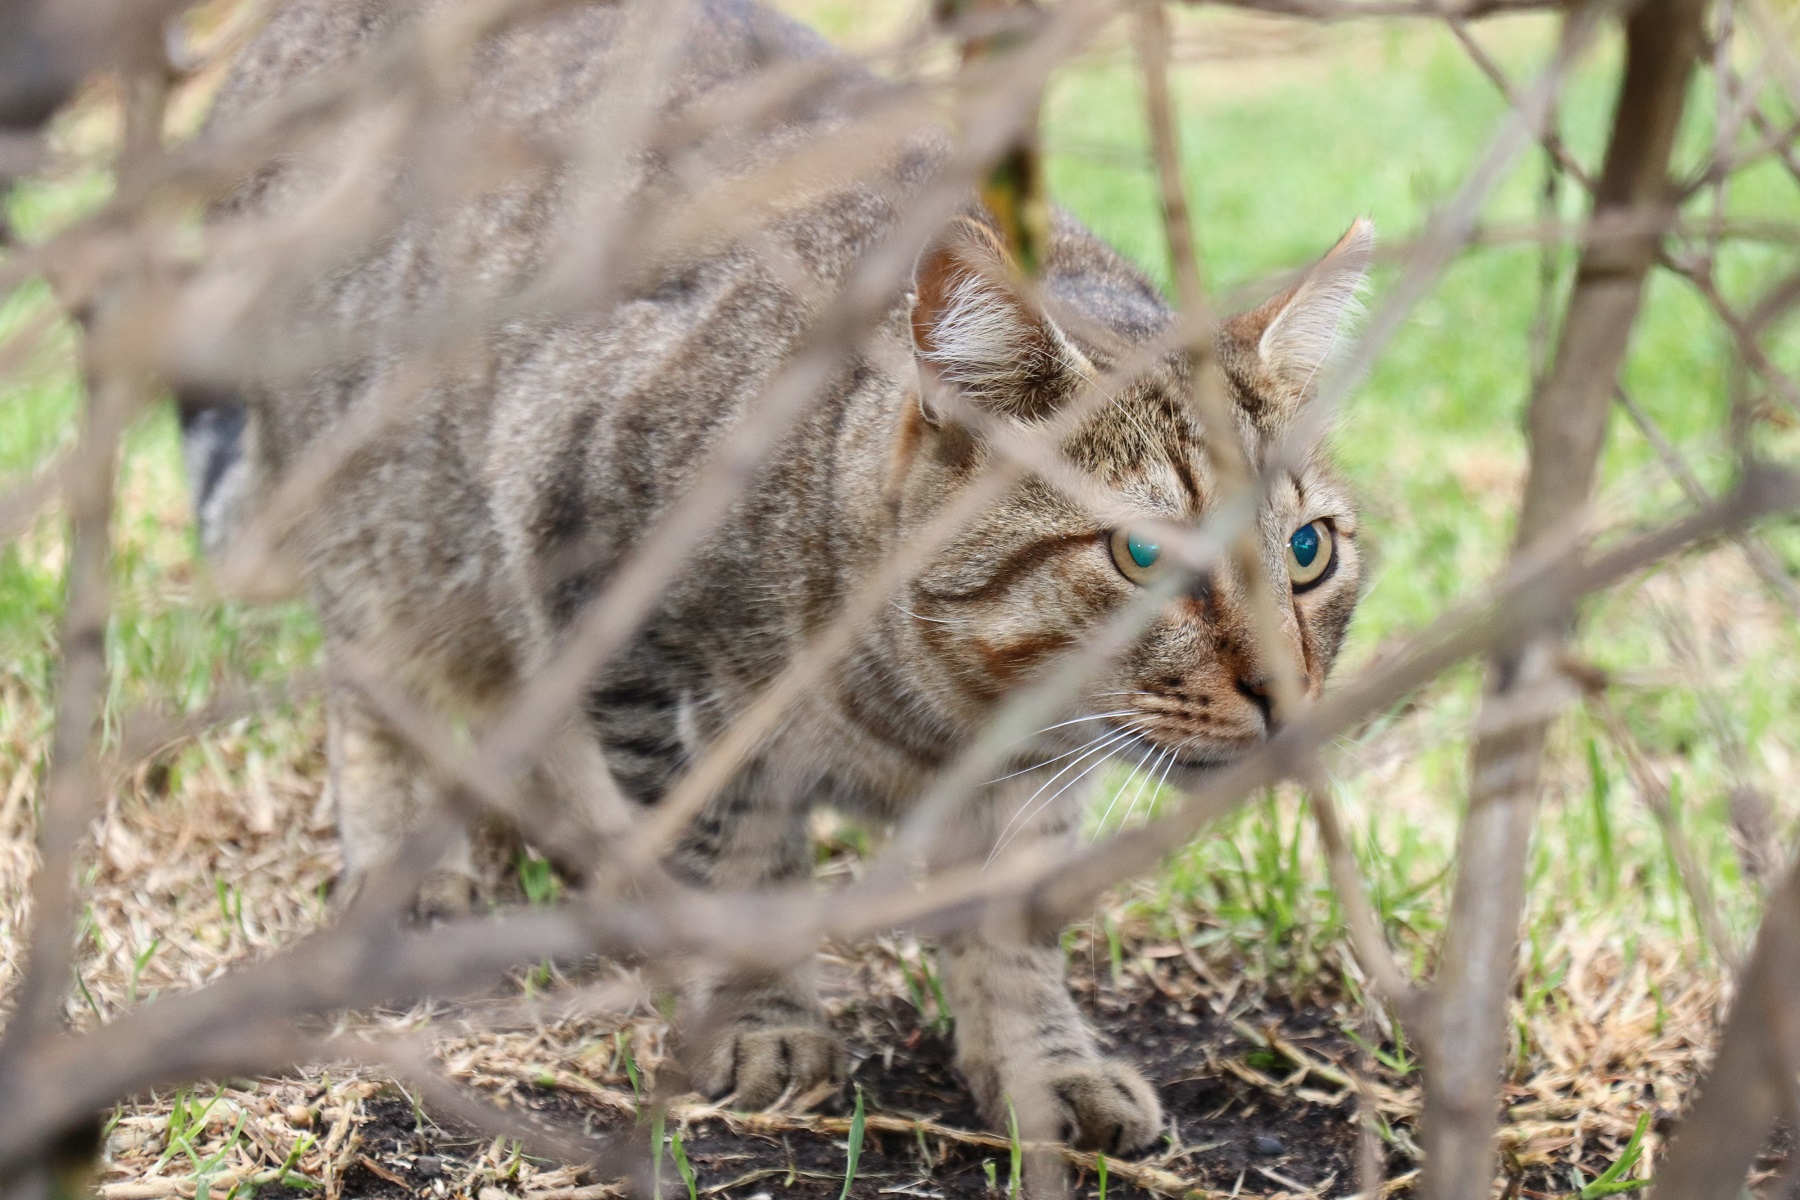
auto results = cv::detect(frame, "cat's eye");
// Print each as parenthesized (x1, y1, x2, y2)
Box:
(1287, 521, 1334, 589)
(1109, 527, 1167, 585)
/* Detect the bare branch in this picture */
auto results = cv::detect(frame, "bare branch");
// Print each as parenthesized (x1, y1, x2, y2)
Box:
(1419, 0, 1711, 1191)
(0, 347, 143, 1071)
(1307, 784, 1424, 1022)
(1183, 0, 1566, 20)
(1651, 854, 1800, 1198)
(2, 0, 1796, 1189)
(1584, 686, 1740, 968)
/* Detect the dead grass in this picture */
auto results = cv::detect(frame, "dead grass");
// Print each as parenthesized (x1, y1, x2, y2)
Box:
(4, 653, 1732, 1198)
(0, 520, 1745, 1194)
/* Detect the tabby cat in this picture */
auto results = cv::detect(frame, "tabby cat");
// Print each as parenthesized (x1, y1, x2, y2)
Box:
(182, 0, 1369, 1155)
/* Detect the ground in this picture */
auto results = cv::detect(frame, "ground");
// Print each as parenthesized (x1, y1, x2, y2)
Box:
(63, 762, 1729, 1198)
(3, 0, 1800, 1197)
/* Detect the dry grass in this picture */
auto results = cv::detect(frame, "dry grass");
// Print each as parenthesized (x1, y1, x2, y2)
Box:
(0, 530, 1740, 1196)
(5, 563, 1737, 1197)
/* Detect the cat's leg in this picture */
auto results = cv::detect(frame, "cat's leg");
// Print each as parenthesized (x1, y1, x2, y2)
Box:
(934, 778, 1163, 1155)
(518, 717, 639, 877)
(681, 763, 842, 1108)
(327, 684, 480, 920)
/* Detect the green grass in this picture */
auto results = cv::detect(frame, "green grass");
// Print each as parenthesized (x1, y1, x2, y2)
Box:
(1033, 13, 1800, 1010)
(3, 2, 1798, 1067)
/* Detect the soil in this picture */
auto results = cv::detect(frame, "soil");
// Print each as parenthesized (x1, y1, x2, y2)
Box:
(309, 965, 1401, 1200)
(270, 947, 1711, 1200)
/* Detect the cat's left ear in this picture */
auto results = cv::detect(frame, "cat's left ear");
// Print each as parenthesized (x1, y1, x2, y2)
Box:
(1222, 218, 1373, 404)
(909, 217, 1084, 425)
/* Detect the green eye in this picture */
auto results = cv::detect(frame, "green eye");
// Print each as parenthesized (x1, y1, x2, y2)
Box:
(1109, 527, 1164, 585)
(1288, 521, 1333, 588)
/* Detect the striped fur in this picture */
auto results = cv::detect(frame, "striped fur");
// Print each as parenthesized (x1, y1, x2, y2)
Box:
(188, 0, 1368, 1153)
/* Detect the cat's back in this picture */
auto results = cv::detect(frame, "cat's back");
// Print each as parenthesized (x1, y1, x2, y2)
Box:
(198, 0, 912, 681)
(203, 0, 885, 418)
(208, 0, 851, 172)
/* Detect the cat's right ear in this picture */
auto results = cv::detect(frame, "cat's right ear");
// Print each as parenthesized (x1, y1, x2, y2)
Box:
(908, 218, 1081, 426)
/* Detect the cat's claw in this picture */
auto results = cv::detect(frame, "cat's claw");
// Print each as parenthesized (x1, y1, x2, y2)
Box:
(1046, 1059, 1164, 1156)
(700, 1023, 843, 1110)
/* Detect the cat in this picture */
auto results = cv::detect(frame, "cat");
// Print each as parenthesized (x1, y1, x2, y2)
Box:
(180, 0, 1369, 1155)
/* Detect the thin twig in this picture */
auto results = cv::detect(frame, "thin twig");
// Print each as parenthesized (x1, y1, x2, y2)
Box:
(1306, 784, 1423, 1023)
(1583, 688, 1741, 969)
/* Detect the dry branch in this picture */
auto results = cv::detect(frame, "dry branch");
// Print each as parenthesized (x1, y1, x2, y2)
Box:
(1584, 689, 1740, 968)
(1306, 785, 1422, 1022)
(1184, 0, 1563, 18)
(1652, 854, 1800, 1198)
(1615, 385, 1800, 622)
(0, 347, 135, 1066)
(1419, 0, 1711, 1189)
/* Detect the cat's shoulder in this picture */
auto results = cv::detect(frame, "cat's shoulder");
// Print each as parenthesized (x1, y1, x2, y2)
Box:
(209, 0, 850, 135)
(205, 0, 416, 137)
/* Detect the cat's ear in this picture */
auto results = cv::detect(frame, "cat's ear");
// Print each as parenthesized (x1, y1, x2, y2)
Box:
(909, 217, 1082, 425)
(1223, 218, 1373, 404)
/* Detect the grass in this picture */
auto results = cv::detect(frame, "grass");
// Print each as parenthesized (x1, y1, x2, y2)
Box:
(838, 1087, 867, 1200)
(1572, 1112, 1653, 1199)
(0, 1, 1797, 1195)
(1037, 11, 1800, 995)
(670, 1124, 700, 1200)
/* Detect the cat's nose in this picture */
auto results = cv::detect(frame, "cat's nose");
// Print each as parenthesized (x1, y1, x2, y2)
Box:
(1236, 675, 1274, 731)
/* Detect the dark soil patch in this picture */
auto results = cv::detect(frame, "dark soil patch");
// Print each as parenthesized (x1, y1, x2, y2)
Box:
(336, 1100, 492, 1198)
(323, 966, 1400, 1199)
(309, 959, 1733, 1199)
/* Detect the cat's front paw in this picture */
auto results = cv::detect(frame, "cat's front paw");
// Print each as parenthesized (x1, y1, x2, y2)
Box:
(698, 1021, 843, 1110)
(1046, 1059, 1164, 1155)
(335, 867, 482, 924)
(411, 868, 481, 923)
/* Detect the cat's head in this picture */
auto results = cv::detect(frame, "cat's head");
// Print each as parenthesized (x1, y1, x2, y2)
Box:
(888, 214, 1371, 776)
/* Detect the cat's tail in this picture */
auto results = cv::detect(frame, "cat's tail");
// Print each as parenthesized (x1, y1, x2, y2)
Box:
(176, 387, 255, 558)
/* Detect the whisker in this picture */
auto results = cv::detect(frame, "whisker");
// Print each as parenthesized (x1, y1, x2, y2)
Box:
(1022, 710, 1142, 740)
(889, 599, 964, 626)
(1123, 744, 1166, 820)
(998, 747, 1132, 861)
(987, 728, 1139, 863)
(1093, 745, 1167, 841)
(1133, 740, 1186, 828)
(983, 727, 1117, 786)
(1090, 772, 1129, 842)
(984, 712, 1142, 783)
